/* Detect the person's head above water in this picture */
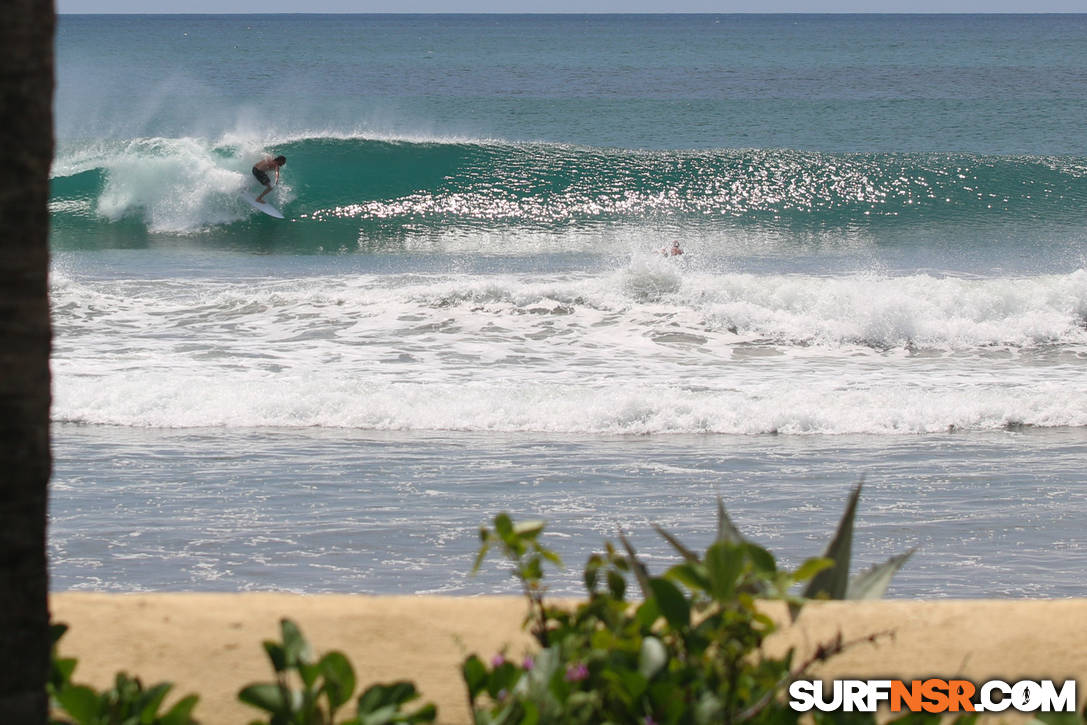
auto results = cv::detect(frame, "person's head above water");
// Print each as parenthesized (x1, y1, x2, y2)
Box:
(274, 155, 287, 166)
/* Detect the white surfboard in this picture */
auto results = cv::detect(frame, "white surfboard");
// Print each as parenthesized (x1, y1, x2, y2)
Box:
(240, 191, 284, 219)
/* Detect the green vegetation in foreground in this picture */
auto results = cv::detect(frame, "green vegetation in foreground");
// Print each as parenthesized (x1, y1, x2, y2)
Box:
(48, 623, 198, 725)
(461, 483, 903, 725)
(237, 617, 436, 725)
(45, 485, 1086, 725)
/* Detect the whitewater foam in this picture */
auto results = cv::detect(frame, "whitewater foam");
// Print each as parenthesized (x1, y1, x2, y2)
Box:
(49, 263, 1087, 434)
(52, 135, 299, 233)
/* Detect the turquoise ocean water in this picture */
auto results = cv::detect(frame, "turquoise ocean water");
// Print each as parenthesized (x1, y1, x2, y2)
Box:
(49, 14, 1087, 596)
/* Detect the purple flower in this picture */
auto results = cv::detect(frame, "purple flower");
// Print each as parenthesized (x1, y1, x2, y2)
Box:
(564, 663, 589, 682)
(644, 717, 658, 725)
(491, 654, 506, 668)
(521, 656, 534, 671)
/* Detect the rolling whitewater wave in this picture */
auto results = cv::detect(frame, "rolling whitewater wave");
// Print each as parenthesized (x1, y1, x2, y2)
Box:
(50, 263, 1087, 433)
(49, 134, 1087, 244)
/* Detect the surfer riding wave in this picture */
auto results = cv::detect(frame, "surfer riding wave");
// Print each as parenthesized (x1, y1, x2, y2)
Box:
(252, 155, 286, 203)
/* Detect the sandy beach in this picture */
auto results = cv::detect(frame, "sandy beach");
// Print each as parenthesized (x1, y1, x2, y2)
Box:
(50, 594, 1087, 724)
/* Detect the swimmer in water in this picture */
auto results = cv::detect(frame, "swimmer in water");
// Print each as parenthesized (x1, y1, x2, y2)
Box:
(660, 240, 683, 257)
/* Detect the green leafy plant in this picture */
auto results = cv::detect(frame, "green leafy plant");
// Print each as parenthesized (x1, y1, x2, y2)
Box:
(465, 510, 839, 725)
(473, 513, 563, 646)
(49, 622, 200, 725)
(463, 483, 922, 725)
(238, 617, 436, 725)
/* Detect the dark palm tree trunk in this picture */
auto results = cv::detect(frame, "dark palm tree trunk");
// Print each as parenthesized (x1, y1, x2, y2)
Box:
(0, 0, 55, 722)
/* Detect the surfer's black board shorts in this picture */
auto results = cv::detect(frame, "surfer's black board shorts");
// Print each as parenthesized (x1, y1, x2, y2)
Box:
(252, 166, 271, 186)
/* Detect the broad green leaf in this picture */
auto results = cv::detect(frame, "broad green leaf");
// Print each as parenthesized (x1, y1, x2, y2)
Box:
(494, 513, 513, 539)
(359, 681, 419, 713)
(161, 694, 200, 725)
(408, 702, 437, 723)
(461, 655, 488, 700)
(51, 622, 70, 646)
(745, 542, 777, 574)
(846, 549, 915, 600)
(137, 682, 172, 721)
(603, 568, 624, 599)
(357, 683, 388, 713)
(55, 684, 101, 723)
(521, 700, 540, 725)
(53, 657, 78, 687)
(634, 598, 659, 629)
(280, 618, 312, 667)
(487, 664, 521, 699)
(320, 650, 357, 709)
(705, 542, 742, 602)
(385, 681, 418, 705)
(238, 683, 287, 714)
(359, 703, 399, 725)
(648, 577, 690, 630)
(298, 660, 321, 690)
(793, 556, 833, 583)
(667, 562, 710, 593)
(262, 641, 287, 672)
(112, 671, 138, 699)
(523, 558, 543, 581)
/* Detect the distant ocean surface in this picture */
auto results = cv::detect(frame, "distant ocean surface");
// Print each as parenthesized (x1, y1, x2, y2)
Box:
(49, 14, 1087, 597)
